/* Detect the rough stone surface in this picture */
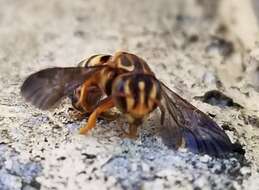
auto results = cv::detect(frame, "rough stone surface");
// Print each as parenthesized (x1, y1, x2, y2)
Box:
(0, 0, 259, 190)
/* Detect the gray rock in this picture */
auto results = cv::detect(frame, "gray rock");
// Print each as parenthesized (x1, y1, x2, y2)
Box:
(0, 0, 259, 190)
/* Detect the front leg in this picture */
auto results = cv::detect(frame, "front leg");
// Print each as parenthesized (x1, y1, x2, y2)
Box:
(118, 123, 138, 139)
(76, 81, 102, 113)
(68, 107, 89, 121)
(79, 97, 115, 134)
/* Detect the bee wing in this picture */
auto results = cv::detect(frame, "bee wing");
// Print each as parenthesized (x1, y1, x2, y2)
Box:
(21, 67, 100, 110)
(158, 81, 233, 156)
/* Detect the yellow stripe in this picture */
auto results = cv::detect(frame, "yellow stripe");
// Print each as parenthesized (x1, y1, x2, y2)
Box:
(148, 82, 157, 108)
(87, 55, 103, 67)
(124, 80, 134, 111)
(138, 81, 145, 109)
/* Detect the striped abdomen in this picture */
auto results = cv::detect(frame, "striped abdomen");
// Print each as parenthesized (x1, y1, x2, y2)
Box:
(112, 73, 161, 124)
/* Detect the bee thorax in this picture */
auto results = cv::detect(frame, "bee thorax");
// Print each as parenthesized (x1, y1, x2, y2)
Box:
(78, 54, 111, 67)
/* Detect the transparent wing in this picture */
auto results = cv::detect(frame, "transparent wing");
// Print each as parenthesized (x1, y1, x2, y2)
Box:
(159, 82, 233, 156)
(21, 67, 100, 110)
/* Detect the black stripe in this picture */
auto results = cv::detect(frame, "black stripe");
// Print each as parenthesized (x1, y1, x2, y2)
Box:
(128, 77, 140, 108)
(104, 70, 117, 96)
(129, 54, 143, 71)
(100, 55, 111, 63)
(115, 80, 127, 112)
(105, 77, 115, 96)
(144, 78, 153, 107)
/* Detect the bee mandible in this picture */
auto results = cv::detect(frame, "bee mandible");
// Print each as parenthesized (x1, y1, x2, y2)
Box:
(21, 51, 235, 156)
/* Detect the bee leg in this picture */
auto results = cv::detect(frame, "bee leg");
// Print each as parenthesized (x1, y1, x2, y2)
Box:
(119, 124, 138, 139)
(68, 108, 89, 121)
(79, 97, 115, 134)
(99, 111, 119, 121)
(76, 78, 100, 113)
(127, 124, 138, 139)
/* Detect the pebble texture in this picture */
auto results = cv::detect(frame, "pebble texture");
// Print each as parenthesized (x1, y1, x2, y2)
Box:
(0, 0, 259, 189)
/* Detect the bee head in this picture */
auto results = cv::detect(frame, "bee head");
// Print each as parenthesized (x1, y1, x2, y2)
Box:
(112, 73, 161, 124)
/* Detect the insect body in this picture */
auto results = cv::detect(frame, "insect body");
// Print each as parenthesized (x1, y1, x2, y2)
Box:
(21, 51, 235, 156)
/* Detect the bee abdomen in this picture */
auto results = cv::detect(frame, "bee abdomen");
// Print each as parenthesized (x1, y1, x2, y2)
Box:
(113, 74, 161, 118)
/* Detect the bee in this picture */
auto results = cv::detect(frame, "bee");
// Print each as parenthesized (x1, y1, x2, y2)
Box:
(21, 51, 235, 156)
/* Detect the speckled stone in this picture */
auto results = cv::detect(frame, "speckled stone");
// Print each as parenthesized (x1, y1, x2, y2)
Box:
(0, 0, 259, 190)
